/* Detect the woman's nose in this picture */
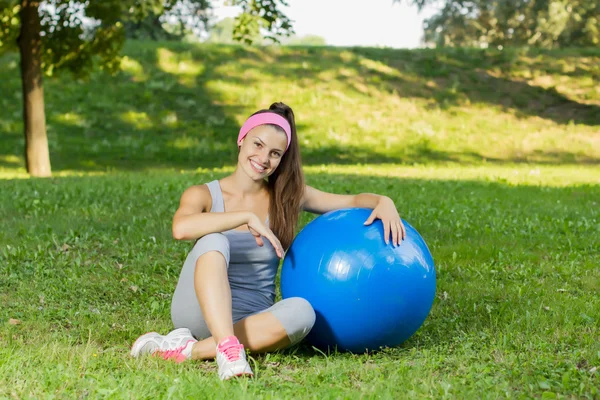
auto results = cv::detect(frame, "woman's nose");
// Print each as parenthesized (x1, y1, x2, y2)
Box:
(258, 149, 269, 164)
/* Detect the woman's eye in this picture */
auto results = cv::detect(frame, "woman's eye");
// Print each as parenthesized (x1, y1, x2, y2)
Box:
(271, 152, 281, 158)
(254, 142, 262, 148)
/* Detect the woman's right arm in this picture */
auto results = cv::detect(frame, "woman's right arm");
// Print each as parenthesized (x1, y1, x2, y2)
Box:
(171, 185, 251, 241)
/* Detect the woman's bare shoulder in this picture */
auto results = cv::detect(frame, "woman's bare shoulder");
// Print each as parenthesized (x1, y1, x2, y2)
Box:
(178, 184, 212, 213)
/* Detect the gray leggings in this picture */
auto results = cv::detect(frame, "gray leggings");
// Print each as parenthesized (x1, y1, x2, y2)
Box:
(171, 233, 316, 345)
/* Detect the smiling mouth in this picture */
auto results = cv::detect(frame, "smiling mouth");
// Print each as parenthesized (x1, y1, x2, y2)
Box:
(250, 159, 267, 173)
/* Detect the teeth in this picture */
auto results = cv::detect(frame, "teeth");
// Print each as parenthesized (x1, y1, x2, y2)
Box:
(251, 160, 265, 172)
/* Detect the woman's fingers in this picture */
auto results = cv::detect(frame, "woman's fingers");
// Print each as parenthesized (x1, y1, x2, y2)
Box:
(391, 220, 405, 245)
(261, 228, 283, 257)
(248, 227, 264, 246)
(394, 221, 406, 244)
(381, 219, 405, 246)
(248, 223, 283, 257)
(266, 234, 284, 258)
(391, 221, 399, 247)
(364, 210, 377, 225)
(383, 220, 390, 245)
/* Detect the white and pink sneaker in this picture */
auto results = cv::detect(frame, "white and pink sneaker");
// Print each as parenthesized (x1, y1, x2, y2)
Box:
(130, 327, 197, 363)
(216, 336, 254, 380)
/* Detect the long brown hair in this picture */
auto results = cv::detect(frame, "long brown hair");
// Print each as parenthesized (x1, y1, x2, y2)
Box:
(252, 102, 304, 250)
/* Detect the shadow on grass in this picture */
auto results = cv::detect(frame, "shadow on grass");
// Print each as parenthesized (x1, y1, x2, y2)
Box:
(239, 45, 600, 127)
(345, 47, 600, 126)
(0, 44, 598, 173)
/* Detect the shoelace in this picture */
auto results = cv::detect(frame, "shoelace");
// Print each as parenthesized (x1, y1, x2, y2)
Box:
(155, 340, 192, 363)
(220, 343, 243, 362)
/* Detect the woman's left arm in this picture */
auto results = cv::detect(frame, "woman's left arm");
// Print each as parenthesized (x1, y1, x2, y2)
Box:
(302, 185, 406, 246)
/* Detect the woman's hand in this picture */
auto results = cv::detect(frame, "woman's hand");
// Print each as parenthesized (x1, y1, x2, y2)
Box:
(364, 197, 406, 246)
(247, 213, 284, 258)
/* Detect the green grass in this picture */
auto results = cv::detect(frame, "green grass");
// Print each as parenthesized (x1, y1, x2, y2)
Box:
(1, 42, 599, 398)
(1, 44, 599, 176)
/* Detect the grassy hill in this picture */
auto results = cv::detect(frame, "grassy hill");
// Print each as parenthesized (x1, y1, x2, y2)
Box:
(0, 43, 599, 175)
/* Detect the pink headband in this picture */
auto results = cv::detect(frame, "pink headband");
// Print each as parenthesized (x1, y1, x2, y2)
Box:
(237, 112, 291, 150)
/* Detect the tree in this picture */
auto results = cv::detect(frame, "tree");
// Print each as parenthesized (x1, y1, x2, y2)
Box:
(206, 16, 317, 46)
(123, 0, 212, 41)
(400, 0, 600, 48)
(207, 16, 261, 44)
(231, 0, 293, 44)
(0, 0, 293, 177)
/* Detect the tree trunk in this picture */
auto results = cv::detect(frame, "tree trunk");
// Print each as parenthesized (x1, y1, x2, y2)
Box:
(18, 0, 51, 177)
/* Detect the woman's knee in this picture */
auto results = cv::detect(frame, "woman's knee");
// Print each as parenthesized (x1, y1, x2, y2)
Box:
(193, 233, 231, 267)
(289, 297, 316, 330)
(171, 233, 230, 338)
(271, 297, 316, 345)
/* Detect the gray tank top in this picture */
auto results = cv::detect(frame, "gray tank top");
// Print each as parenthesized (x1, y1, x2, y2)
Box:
(205, 180, 280, 313)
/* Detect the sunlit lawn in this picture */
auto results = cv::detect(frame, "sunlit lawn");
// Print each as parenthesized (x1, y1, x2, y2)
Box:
(1, 43, 599, 176)
(0, 42, 599, 398)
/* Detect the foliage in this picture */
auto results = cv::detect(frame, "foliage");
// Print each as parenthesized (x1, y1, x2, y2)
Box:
(0, 0, 292, 77)
(0, 1, 19, 53)
(0, 0, 143, 76)
(206, 17, 254, 44)
(229, 0, 294, 44)
(206, 17, 324, 46)
(123, 0, 212, 41)
(401, 0, 600, 48)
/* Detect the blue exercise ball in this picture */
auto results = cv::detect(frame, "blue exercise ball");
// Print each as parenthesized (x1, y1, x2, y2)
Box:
(281, 208, 436, 353)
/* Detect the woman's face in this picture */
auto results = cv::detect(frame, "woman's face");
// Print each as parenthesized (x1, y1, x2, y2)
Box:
(238, 125, 288, 180)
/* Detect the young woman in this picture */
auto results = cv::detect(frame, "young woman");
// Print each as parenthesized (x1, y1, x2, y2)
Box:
(130, 102, 405, 380)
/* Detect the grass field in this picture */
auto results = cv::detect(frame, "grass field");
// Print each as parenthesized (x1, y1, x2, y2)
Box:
(1, 42, 599, 398)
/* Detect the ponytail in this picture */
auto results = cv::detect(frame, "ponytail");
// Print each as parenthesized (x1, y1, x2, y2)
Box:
(252, 102, 304, 249)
